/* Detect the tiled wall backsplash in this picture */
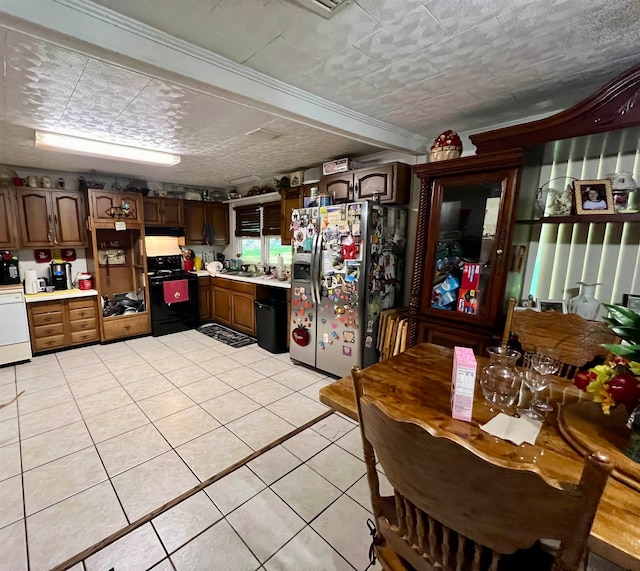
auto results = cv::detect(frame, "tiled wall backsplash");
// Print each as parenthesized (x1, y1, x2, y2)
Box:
(17, 249, 88, 283)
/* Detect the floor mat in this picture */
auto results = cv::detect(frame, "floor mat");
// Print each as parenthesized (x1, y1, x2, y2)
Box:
(197, 322, 257, 348)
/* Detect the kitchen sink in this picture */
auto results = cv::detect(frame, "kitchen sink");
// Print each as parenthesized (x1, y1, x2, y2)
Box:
(220, 270, 262, 277)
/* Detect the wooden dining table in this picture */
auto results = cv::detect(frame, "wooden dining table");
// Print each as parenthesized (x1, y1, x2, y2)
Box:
(319, 343, 640, 570)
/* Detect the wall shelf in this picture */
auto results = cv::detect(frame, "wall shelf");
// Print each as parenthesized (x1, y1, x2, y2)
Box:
(516, 213, 640, 224)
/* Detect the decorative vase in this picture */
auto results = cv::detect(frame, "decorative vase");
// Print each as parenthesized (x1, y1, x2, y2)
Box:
(568, 282, 601, 320)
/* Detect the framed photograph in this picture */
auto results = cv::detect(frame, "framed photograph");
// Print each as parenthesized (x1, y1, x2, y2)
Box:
(622, 293, 640, 312)
(536, 299, 567, 313)
(574, 179, 615, 215)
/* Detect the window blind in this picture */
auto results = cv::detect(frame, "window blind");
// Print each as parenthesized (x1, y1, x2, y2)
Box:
(234, 205, 260, 237)
(262, 202, 281, 235)
(520, 134, 640, 314)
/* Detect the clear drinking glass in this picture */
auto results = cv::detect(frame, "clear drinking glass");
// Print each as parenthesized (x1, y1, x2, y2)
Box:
(479, 347, 522, 415)
(526, 347, 561, 417)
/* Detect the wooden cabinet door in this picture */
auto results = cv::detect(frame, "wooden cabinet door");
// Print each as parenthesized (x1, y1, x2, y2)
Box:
(354, 163, 411, 204)
(355, 164, 394, 202)
(89, 190, 142, 225)
(320, 173, 353, 203)
(184, 202, 206, 244)
(0, 188, 19, 249)
(143, 198, 163, 225)
(232, 291, 255, 335)
(213, 286, 232, 325)
(198, 278, 210, 321)
(208, 203, 229, 245)
(162, 198, 184, 226)
(17, 189, 53, 247)
(51, 191, 87, 246)
(280, 189, 301, 245)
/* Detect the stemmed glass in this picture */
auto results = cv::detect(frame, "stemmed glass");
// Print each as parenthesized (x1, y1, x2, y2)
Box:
(523, 348, 560, 418)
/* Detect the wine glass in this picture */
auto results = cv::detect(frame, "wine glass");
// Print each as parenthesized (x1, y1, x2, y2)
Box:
(528, 347, 561, 415)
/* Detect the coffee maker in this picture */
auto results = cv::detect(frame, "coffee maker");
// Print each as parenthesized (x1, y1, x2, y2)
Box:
(50, 262, 72, 290)
(0, 251, 20, 285)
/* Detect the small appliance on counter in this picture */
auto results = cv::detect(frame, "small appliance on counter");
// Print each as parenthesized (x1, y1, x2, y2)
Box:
(75, 273, 94, 290)
(24, 270, 48, 294)
(0, 251, 20, 285)
(50, 262, 72, 290)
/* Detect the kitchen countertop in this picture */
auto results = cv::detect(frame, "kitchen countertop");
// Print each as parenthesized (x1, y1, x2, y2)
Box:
(24, 289, 100, 303)
(190, 270, 291, 289)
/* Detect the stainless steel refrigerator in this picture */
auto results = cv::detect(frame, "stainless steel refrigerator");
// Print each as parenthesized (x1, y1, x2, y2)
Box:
(289, 201, 407, 378)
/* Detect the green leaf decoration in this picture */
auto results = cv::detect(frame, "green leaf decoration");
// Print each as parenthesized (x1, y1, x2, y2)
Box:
(603, 303, 640, 327)
(606, 325, 640, 344)
(603, 343, 640, 357)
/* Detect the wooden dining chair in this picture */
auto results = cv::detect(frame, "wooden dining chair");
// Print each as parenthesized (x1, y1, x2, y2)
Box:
(504, 301, 620, 378)
(352, 366, 612, 571)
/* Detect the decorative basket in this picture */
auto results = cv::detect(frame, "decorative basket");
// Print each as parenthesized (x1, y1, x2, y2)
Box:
(430, 149, 461, 162)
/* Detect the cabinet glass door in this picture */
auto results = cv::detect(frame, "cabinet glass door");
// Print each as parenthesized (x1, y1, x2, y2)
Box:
(429, 177, 506, 322)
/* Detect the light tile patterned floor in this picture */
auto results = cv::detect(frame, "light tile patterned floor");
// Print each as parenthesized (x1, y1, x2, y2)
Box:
(0, 331, 623, 571)
(77, 418, 385, 571)
(0, 331, 337, 570)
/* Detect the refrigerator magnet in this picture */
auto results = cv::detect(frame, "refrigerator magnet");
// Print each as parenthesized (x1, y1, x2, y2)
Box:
(342, 346, 352, 356)
(365, 336, 373, 348)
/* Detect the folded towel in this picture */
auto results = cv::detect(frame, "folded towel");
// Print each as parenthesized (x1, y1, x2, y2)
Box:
(163, 279, 189, 304)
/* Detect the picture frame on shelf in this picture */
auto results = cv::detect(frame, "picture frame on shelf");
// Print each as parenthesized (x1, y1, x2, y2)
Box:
(574, 179, 615, 215)
(536, 299, 567, 313)
(622, 293, 640, 312)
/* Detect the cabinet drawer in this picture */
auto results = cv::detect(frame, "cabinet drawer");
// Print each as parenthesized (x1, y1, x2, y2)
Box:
(34, 323, 64, 338)
(69, 306, 97, 321)
(70, 318, 97, 332)
(68, 298, 97, 311)
(33, 335, 65, 352)
(230, 281, 255, 295)
(212, 277, 231, 289)
(30, 301, 63, 315)
(32, 311, 63, 326)
(70, 329, 99, 345)
(102, 314, 149, 341)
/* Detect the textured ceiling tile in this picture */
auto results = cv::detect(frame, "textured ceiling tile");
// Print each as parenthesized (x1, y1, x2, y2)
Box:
(361, 56, 439, 93)
(422, 0, 525, 33)
(243, 38, 323, 85)
(57, 59, 151, 135)
(207, 0, 302, 63)
(328, 80, 395, 109)
(304, 46, 385, 84)
(356, 0, 427, 25)
(425, 19, 513, 74)
(354, 6, 445, 64)
(282, 2, 381, 60)
(5, 31, 88, 129)
(498, 0, 609, 40)
(376, 90, 478, 126)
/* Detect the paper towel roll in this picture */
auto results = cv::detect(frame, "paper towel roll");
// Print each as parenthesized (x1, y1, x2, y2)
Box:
(24, 269, 38, 294)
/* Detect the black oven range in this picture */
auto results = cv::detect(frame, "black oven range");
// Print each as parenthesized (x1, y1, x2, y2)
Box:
(147, 255, 199, 336)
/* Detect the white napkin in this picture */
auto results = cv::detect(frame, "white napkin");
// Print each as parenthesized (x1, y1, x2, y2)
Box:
(480, 413, 542, 446)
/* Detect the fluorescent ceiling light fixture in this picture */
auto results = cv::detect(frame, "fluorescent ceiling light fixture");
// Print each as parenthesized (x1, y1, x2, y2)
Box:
(34, 131, 181, 166)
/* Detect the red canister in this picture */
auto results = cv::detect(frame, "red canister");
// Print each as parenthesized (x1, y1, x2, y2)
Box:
(77, 273, 93, 290)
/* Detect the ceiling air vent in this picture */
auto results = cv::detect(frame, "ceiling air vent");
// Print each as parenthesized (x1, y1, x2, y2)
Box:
(291, 0, 352, 19)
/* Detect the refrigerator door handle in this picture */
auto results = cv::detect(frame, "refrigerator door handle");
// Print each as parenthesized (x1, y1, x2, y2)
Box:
(313, 228, 323, 305)
(309, 230, 319, 305)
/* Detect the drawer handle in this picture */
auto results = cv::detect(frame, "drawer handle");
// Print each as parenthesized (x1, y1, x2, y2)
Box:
(46, 329, 53, 335)
(124, 325, 130, 331)
(80, 311, 86, 317)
